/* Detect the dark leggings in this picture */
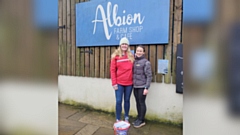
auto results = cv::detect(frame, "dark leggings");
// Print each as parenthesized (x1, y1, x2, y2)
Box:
(134, 88, 147, 121)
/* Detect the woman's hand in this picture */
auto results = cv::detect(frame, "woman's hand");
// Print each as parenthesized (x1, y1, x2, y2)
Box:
(113, 85, 118, 90)
(143, 89, 148, 95)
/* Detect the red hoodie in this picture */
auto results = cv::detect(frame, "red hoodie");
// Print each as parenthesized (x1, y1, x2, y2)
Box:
(110, 54, 133, 86)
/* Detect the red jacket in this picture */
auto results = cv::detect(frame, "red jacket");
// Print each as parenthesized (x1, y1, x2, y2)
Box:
(110, 55, 133, 86)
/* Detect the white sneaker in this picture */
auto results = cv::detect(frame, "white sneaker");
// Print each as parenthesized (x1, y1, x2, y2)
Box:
(125, 117, 129, 123)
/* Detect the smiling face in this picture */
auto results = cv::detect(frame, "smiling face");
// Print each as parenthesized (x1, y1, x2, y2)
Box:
(136, 46, 145, 57)
(120, 43, 129, 52)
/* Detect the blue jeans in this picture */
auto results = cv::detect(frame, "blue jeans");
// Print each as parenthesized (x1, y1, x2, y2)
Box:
(115, 84, 133, 120)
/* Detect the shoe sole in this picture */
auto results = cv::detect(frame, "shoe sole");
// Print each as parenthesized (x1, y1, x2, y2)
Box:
(133, 122, 146, 128)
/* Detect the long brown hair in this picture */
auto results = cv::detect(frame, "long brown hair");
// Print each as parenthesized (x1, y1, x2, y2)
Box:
(111, 46, 134, 63)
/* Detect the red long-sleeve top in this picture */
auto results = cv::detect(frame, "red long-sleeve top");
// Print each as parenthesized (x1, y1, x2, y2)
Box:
(110, 55, 133, 86)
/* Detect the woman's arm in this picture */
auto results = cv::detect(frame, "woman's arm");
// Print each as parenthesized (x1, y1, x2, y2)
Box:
(110, 57, 117, 86)
(144, 61, 152, 89)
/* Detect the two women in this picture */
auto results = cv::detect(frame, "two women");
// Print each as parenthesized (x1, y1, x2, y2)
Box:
(110, 38, 152, 128)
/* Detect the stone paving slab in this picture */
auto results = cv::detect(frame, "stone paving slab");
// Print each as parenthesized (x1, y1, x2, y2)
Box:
(67, 111, 88, 121)
(59, 103, 182, 135)
(75, 124, 99, 135)
(148, 123, 183, 135)
(59, 118, 86, 135)
(59, 103, 79, 118)
(78, 112, 115, 129)
(93, 127, 114, 135)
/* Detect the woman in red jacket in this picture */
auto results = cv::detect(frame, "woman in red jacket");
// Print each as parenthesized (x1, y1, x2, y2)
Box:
(110, 37, 134, 122)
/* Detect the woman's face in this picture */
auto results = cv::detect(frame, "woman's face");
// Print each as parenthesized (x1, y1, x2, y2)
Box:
(120, 43, 128, 52)
(136, 47, 144, 57)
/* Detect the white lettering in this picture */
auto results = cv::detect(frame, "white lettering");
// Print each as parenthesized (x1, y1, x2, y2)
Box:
(92, 2, 145, 40)
(134, 13, 145, 24)
(92, 5, 112, 40)
(114, 27, 128, 34)
(116, 33, 132, 40)
(107, 2, 114, 27)
(113, 5, 121, 26)
(129, 26, 143, 33)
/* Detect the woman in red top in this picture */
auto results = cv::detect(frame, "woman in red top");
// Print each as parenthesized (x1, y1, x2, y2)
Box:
(110, 37, 134, 122)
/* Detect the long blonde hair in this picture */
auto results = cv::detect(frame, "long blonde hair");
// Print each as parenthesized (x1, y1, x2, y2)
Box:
(111, 46, 134, 63)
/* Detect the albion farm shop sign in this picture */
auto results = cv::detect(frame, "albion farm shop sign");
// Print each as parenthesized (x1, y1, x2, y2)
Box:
(76, 0, 170, 46)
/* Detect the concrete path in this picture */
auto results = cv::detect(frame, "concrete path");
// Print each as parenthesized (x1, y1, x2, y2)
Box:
(59, 103, 182, 135)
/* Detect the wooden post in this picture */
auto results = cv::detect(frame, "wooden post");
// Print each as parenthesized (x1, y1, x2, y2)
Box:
(80, 47, 85, 76)
(110, 46, 116, 55)
(58, 0, 63, 75)
(100, 47, 105, 78)
(156, 45, 163, 82)
(143, 45, 149, 60)
(78, 0, 86, 76)
(66, 0, 72, 75)
(105, 46, 111, 78)
(84, 47, 90, 77)
(149, 45, 156, 82)
(62, 0, 67, 75)
(164, 0, 174, 84)
(76, 47, 80, 76)
(75, 0, 80, 76)
(90, 47, 95, 77)
(71, 0, 76, 76)
(172, 0, 183, 84)
(110, 46, 117, 79)
(132, 45, 136, 56)
(94, 47, 100, 77)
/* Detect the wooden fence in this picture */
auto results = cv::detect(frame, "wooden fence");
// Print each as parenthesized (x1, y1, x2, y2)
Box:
(58, 0, 182, 84)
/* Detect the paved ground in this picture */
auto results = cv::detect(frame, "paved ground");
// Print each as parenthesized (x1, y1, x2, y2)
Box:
(59, 103, 182, 135)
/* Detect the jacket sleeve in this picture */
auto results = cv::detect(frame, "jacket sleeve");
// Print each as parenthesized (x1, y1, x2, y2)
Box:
(144, 61, 152, 89)
(132, 61, 135, 78)
(110, 57, 117, 86)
